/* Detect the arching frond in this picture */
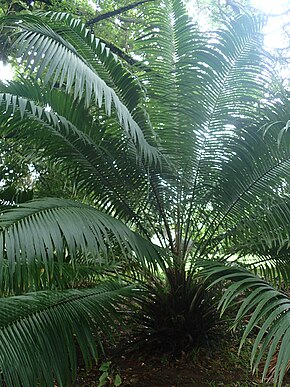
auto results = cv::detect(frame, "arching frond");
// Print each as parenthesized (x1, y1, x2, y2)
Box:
(201, 262, 290, 387)
(135, 2, 277, 259)
(0, 198, 164, 286)
(0, 281, 143, 387)
(0, 13, 159, 163)
(0, 259, 121, 295)
(0, 81, 154, 228)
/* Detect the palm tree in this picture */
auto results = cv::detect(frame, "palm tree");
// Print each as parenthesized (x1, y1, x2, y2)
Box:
(0, 1, 290, 386)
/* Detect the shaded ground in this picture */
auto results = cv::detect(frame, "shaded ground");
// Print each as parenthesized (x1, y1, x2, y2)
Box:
(74, 338, 290, 386)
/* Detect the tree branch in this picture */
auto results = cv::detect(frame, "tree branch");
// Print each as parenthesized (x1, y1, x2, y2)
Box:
(85, 0, 155, 27)
(98, 37, 138, 65)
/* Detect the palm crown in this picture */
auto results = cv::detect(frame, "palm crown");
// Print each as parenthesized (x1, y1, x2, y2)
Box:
(0, 1, 290, 386)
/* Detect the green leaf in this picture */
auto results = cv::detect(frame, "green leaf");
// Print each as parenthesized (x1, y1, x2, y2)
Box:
(200, 261, 290, 386)
(0, 281, 144, 387)
(0, 198, 164, 286)
(99, 361, 111, 372)
(114, 374, 122, 386)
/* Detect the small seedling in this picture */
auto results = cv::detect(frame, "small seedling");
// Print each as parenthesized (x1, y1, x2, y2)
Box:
(98, 361, 122, 387)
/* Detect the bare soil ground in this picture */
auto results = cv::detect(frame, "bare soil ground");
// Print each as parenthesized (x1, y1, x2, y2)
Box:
(74, 338, 290, 386)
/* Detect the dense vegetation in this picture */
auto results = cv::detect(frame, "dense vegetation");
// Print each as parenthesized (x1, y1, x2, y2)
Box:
(1, 1, 290, 386)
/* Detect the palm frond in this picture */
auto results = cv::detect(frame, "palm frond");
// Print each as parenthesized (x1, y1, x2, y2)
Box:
(201, 261, 290, 387)
(0, 13, 159, 163)
(0, 281, 143, 387)
(0, 198, 164, 286)
(0, 81, 155, 228)
(134, 3, 276, 259)
(0, 258, 121, 295)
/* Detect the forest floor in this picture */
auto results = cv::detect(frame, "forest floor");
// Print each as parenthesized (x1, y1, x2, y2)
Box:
(74, 335, 290, 387)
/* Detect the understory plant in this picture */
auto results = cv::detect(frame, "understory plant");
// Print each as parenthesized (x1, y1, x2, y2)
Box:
(0, 1, 290, 386)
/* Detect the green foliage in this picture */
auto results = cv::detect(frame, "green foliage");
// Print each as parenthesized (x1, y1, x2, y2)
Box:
(49, 0, 95, 15)
(98, 361, 122, 387)
(0, 1, 290, 386)
(185, 0, 252, 28)
(201, 262, 290, 386)
(134, 268, 221, 354)
(0, 281, 141, 387)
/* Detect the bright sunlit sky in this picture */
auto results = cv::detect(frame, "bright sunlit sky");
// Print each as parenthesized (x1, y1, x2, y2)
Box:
(0, 62, 13, 81)
(0, 0, 290, 81)
(252, 0, 290, 48)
